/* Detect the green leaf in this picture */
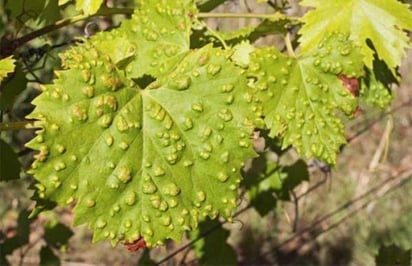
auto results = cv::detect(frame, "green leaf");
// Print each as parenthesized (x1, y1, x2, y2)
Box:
(59, 0, 71, 6)
(360, 68, 393, 109)
(360, 55, 397, 109)
(39, 246, 60, 266)
(44, 221, 73, 248)
(244, 158, 309, 216)
(196, 0, 227, 12)
(0, 139, 21, 182)
(0, 56, 15, 81)
(274, 159, 309, 200)
(0, 210, 32, 260)
(91, 0, 197, 79)
(5, 0, 60, 25)
(75, 0, 104, 15)
(0, 63, 28, 111)
(190, 218, 237, 265)
(375, 245, 411, 266)
(248, 33, 364, 164)
(244, 157, 283, 216)
(26, 42, 256, 247)
(299, 0, 412, 74)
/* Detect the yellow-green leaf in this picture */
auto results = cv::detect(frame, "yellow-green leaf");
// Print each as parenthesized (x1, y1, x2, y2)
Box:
(0, 56, 15, 82)
(75, 0, 104, 15)
(299, 0, 412, 74)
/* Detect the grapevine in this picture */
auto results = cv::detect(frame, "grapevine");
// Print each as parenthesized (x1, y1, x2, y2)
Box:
(1, 0, 411, 262)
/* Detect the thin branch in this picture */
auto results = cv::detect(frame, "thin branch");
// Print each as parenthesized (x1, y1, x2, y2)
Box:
(346, 99, 412, 143)
(200, 21, 228, 49)
(263, 167, 412, 257)
(272, 170, 412, 256)
(0, 7, 133, 59)
(285, 32, 295, 57)
(155, 205, 251, 265)
(198, 12, 298, 20)
(290, 190, 299, 233)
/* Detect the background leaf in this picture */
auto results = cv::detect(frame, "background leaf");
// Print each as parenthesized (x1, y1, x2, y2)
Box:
(375, 245, 411, 266)
(0, 139, 21, 182)
(44, 221, 73, 248)
(190, 218, 237, 265)
(0, 56, 15, 81)
(75, 0, 104, 15)
(0, 63, 28, 111)
(39, 246, 60, 266)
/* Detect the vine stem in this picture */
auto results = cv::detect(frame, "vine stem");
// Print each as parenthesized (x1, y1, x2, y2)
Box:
(285, 32, 295, 57)
(201, 21, 228, 49)
(197, 12, 297, 20)
(0, 121, 36, 131)
(0, 7, 133, 58)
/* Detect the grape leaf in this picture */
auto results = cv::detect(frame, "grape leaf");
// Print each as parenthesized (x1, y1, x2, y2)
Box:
(5, 0, 60, 25)
(75, 0, 104, 15)
(91, 0, 197, 79)
(247, 33, 364, 164)
(360, 55, 397, 109)
(26, 42, 256, 247)
(39, 246, 60, 266)
(190, 219, 237, 265)
(0, 139, 21, 181)
(274, 159, 309, 200)
(299, 0, 412, 74)
(196, 0, 227, 12)
(244, 157, 284, 217)
(375, 245, 411, 266)
(0, 63, 28, 111)
(0, 56, 15, 81)
(360, 68, 393, 109)
(44, 221, 73, 248)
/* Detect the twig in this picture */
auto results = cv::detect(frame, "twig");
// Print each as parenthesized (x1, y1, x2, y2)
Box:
(262, 167, 412, 257)
(290, 190, 299, 233)
(285, 32, 295, 57)
(346, 99, 412, 143)
(368, 115, 393, 171)
(155, 205, 251, 265)
(198, 12, 299, 20)
(274, 169, 412, 256)
(0, 7, 133, 59)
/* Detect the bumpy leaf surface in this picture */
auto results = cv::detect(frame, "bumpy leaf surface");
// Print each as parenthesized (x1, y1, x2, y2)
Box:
(91, 0, 196, 79)
(26, 42, 256, 246)
(361, 69, 393, 109)
(0, 56, 15, 81)
(248, 34, 364, 164)
(299, 0, 412, 73)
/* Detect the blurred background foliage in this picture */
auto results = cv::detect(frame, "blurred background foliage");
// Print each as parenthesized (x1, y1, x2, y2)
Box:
(1, 0, 411, 265)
